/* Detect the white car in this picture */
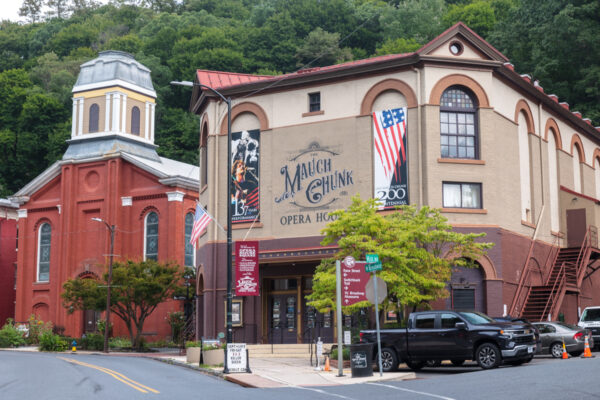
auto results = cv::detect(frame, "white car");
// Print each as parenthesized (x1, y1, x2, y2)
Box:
(578, 306, 600, 349)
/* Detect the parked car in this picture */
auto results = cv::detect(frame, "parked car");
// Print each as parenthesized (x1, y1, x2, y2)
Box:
(532, 321, 594, 358)
(360, 310, 536, 371)
(578, 306, 600, 350)
(493, 315, 541, 356)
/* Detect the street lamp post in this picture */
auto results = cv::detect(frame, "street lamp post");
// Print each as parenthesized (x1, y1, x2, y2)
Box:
(170, 80, 233, 369)
(91, 217, 115, 353)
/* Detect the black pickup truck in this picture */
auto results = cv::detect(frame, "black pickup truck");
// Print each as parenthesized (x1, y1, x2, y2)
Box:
(360, 310, 537, 371)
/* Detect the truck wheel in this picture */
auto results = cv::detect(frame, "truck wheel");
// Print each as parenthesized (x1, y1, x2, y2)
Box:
(405, 360, 424, 371)
(550, 342, 563, 358)
(476, 343, 501, 369)
(450, 359, 465, 366)
(377, 347, 398, 372)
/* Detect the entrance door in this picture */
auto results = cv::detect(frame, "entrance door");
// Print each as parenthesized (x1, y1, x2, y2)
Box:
(84, 310, 100, 333)
(567, 208, 586, 247)
(268, 294, 298, 343)
(303, 304, 335, 343)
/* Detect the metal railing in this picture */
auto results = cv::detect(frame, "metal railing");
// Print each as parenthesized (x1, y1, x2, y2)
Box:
(576, 226, 596, 286)
(541, 262, 566, 321)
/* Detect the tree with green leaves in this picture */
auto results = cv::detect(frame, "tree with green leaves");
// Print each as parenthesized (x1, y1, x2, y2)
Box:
(18, 0, 44, 23)
(61, 259, 181, 350)
(295, 27, 353, 68)
(306, 196, 493, 315)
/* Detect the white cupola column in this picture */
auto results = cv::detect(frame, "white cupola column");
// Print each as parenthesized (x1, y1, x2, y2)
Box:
(112, 93, 120, 133)
(145, 101, 150, 140)
(71, 98, 77, 138)
(77, 97, 84, 136)
(121, 94, 127, 134)
(105, 93, 111, 132)
(150, 103, 156, 142)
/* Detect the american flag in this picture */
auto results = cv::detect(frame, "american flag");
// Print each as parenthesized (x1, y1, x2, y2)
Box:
(190, 203, 212, 248)
(372, 108, 407, 180)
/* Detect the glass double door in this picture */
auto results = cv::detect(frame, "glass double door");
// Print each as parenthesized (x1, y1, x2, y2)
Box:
(268, 293, 298, 344)
(267, 293, 335, 344)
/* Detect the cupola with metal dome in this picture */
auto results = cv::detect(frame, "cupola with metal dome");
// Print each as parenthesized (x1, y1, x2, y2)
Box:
(69, 50, 157, 145)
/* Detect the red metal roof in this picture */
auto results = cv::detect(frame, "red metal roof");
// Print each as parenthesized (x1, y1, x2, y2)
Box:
(195, 52, 414, 91)
(194, 22, 509, 92)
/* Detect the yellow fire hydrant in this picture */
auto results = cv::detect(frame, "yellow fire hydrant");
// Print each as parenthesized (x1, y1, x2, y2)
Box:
(71, 340, 77, 352)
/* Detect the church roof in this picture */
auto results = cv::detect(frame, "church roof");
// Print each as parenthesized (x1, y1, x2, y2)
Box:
(11, 150, 199, 203)
(73, 50, 156, 97)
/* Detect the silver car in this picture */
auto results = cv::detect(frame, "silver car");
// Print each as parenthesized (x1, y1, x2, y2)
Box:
(532, 322, 594, 358)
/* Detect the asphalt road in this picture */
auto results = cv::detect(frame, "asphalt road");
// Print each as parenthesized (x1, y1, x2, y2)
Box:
(1, 351, 598, 400)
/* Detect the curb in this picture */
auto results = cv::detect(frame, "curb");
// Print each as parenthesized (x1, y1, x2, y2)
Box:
(150, 357, 225, 379)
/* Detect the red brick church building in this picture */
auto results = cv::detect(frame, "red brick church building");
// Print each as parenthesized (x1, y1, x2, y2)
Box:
(11, 51, 199, 339)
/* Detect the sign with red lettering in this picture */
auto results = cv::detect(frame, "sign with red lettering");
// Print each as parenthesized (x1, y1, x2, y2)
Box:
(341, 259, 370, 305)
(235, 241, 259, 296)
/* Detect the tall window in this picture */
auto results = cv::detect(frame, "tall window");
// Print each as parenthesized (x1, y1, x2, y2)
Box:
(440, 87, 478, 159)
(308, 92, 321, 112)
(145, 212, 158, 260)
(37, 223, 51, 282)
(443, 182, 482, 209)
(89, 104, 99, 133)
(131, 106, 140, 135)
(184, 212, 194, 267)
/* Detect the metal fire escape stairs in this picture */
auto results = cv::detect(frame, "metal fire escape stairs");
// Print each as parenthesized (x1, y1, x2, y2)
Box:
(510, 226, 600, 321)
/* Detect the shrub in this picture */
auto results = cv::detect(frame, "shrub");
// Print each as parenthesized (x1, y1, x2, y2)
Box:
(186, 340, 202, 348)
(0, 320, 26, 348)
(96, 319, 113, 336)
(26, 314, 52, 345)
(167, 311, 186, 343)
(38, 331, 68, 352)
(147, 339, 177, 348)
(109, 337, 132, 349)
(330, 347, 350, 360)
(202, 342, 225, 351)
(82, 333, 104, 351)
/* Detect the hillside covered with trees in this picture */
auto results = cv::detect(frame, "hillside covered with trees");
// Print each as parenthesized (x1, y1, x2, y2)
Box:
(1, 0, 598, 196)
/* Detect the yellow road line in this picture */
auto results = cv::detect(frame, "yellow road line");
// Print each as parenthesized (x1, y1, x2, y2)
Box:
(58, 357, 160, 394)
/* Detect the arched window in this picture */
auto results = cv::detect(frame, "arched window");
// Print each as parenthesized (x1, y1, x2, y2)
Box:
(440, 86, 478, 159)
(131, 106, 140, 135)
(89, 104, 99, 133)
(573, 145, 583, 193)
(144, 212, 158, 261)
(184, 212, 195, 267)
(37, 223, 51, 282)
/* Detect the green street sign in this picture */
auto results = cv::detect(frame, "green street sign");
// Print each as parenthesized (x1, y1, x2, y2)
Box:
(366, 254, 379, 264)
(365, 261, 382, 273)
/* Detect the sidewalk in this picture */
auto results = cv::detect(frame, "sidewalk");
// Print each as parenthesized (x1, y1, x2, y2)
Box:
(152, 353, 415, 388)
(2, 346, 415, 388)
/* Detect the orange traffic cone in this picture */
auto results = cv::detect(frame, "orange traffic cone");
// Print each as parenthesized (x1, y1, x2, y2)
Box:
(324, 355, 331, 371)
(562, 339, 569, 359)
(583, 334, 593, 358)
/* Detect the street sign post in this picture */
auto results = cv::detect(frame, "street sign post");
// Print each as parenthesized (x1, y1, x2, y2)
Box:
(365, 261, 382, 273)
(365, 253, 383, 377)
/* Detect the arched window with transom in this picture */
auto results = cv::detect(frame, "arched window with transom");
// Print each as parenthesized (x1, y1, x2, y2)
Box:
(184, 212, 195, 267)
(89, 104, 99, 133)
(131, 106, 140, 135)
(440, 86, 478, 159)
(144, 212, 158, 261)
(37, 223, 51, 282)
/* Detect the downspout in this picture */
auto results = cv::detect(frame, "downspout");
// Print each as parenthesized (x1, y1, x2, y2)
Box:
(413, 66, 423, 206)
(212, 99, 220, 337)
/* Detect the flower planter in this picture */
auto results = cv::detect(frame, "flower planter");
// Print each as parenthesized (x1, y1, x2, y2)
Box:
(186, 347, 201, 364)
(202, 349, 224, 366)
(329, 359, 351, 369)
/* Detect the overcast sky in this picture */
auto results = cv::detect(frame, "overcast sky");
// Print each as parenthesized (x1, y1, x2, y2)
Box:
(0, 0, 111, 22)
